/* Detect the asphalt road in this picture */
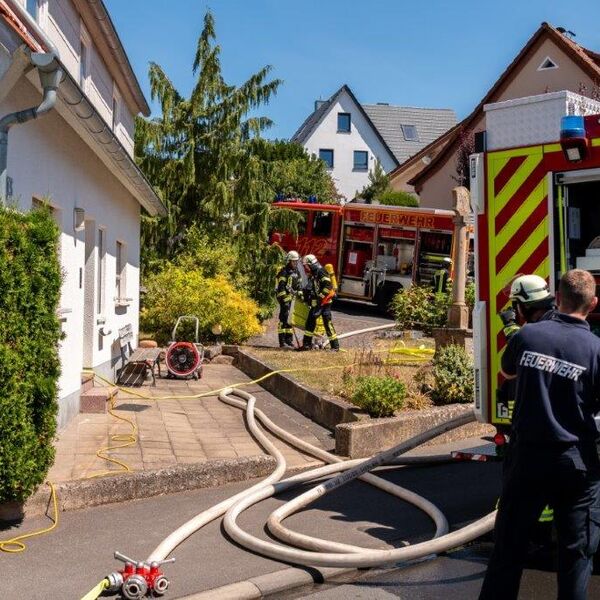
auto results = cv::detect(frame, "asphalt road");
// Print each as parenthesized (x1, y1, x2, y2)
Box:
(3, 455, 499, 600)
(6, 442, 597, 600)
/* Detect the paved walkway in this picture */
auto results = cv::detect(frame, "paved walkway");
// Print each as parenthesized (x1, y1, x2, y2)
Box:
(48, 364, 333, 482)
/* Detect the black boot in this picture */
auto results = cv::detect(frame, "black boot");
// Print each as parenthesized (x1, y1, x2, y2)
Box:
(329, 339, 340, 352)
(284, 333, 295, 348)
(278, 333, 286, 348)
(296, 335, 312, 351)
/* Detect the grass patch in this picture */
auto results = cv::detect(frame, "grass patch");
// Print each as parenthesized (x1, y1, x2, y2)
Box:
(250, 337, 435, 413)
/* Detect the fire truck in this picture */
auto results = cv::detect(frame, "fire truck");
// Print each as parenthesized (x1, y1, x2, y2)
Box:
(270, 201, 457, 311)
(470, 90, 600, 433)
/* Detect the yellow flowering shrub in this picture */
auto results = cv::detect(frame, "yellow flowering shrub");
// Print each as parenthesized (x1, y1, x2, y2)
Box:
(141, 267, 263, 345)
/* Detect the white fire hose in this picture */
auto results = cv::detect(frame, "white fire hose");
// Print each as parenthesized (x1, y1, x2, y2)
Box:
(101, 322, 496, 598)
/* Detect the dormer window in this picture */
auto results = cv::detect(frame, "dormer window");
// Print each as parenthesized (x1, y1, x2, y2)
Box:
(401, 124, 419, 141)
(537, 56, 559, 71)
(26, 0, 38, 19)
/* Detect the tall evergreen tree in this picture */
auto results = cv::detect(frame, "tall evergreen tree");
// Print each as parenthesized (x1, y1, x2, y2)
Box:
(135, 11, 300, 311)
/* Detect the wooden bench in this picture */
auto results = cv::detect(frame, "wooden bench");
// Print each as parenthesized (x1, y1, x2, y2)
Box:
(117, 324, 162, 386)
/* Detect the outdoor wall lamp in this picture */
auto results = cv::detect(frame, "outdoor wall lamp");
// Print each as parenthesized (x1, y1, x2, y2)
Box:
(73, 207, 85, 232)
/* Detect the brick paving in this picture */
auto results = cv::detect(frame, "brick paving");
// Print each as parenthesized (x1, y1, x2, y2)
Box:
(48, 364, 334, 482)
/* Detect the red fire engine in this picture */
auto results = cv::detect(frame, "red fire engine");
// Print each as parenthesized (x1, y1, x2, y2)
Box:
(470, 91, 600, 431)
(270, 201, 456, 310)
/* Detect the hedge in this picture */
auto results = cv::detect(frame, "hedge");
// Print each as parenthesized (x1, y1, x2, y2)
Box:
(0, 206, 61, 503)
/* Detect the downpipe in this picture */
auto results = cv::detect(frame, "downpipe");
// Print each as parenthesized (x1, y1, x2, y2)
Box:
(0, 1, 63, 200)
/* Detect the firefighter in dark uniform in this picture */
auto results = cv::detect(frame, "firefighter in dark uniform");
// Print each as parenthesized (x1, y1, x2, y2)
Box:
(298, 254, 339, 351)
(479, 269, 600, 600)
(432, 257, 452, 294)
(275, 250, 300, 348)
(498, 275, 557, 546)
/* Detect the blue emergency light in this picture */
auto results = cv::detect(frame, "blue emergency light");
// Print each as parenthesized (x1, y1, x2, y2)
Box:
(560, 115, 588, 162)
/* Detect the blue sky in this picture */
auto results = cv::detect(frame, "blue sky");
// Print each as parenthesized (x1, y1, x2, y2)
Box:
(105, 0, 600, 140)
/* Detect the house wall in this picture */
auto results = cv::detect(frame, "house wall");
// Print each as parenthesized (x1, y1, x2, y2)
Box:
(25, 0, 136, 156)
(416, 36, 598, 210)
(302, 91, 397, 201)
(2, 77, 141, 429)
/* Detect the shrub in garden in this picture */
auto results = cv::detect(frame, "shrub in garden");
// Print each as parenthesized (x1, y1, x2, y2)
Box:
(431, 344, 474, 405)
(351, 375, 406, 417)
(391, 285, 451, 333)
(0, 206, 61, 503)
(378, 189, 419, 207)
(141, 266, 263, 345)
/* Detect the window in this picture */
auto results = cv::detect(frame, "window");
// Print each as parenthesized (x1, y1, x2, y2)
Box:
(312, 212, 333, 237)
(115, 241, 126, 301)
(537, 56, 558, 71)
(319, 149, 334, 169)
(26, 0, 38, 19)
(97, 228, 106, 313)
(353, 150, 368, 171)
(401, 124, 419, 141)
(337, 112, 351, 133)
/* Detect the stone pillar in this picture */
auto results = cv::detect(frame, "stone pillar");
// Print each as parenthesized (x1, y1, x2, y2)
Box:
(433, 186, 472, 352)
(448, 186, 470, 329)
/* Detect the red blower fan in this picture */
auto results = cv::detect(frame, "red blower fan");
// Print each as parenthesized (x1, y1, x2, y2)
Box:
(165, 316, 204, 380)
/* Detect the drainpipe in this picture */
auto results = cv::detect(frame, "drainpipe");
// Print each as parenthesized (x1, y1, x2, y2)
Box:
(0, 0, 63, 202)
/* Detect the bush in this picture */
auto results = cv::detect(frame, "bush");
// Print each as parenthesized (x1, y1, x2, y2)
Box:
(0, 206, 61, 503)
(141, 266, 263, 345)
(431, 344, 474, 405)
(351, 375, 406, 417)
(391, 285, 451, 334)
(378, 189, 419, 207)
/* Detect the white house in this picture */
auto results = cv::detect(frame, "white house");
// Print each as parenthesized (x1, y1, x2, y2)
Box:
(292, 84, 457, 201)
(0, 0, 165, 429)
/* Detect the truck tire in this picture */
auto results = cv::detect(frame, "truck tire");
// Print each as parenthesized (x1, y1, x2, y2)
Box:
(376, 284, 401, 315)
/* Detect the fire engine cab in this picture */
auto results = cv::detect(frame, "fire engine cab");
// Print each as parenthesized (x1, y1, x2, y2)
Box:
(270, 201, 457, 310)
(471, 90, 600, 430)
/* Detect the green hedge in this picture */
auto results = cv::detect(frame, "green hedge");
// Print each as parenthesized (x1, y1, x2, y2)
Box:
(0, 206, 61, 503)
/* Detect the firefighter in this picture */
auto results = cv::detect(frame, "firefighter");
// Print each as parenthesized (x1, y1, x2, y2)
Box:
(297, 254, 339, 351)
(498, 274, 557, 551)
(479, 269, 600, 600)
(275, 250, 301, 348)
(432, 257, 452, 294)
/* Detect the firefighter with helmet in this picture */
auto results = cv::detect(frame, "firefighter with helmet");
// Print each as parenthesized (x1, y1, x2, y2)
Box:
(298, 254, 339, 351)
(432, 257, 452, 294)
(498, 274, 557, 550)
(275, 250, 301, 348)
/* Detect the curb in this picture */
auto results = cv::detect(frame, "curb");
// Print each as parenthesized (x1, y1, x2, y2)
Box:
(178, 566, 355, 599)
(25, 455, 277, 518)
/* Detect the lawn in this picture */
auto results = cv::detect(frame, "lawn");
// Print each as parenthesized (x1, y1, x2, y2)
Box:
(250, 336, 436, 410)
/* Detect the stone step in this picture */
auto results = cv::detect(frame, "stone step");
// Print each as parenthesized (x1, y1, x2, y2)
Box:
(80, 371, 95, 393)
(80, 386, 118, 414)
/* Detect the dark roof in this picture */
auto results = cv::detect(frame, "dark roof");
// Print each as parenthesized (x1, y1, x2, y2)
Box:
(363, 104, 457, 164)
(408, 22, 600, 188)
(292, 84, 456, 168)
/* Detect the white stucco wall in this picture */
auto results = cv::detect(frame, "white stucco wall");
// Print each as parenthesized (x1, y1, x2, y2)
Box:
(302, 91, 397, 201)
(1, 77, 141, 427)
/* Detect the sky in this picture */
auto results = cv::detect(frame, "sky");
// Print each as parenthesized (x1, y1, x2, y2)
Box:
(104, 0, 600, 140)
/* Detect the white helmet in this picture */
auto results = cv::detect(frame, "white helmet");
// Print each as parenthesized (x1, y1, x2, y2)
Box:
(286, 250, 300, 262)
(509, 274, 552, 305)
(302, 254, 318, 266)
(443, 257, 452, 266)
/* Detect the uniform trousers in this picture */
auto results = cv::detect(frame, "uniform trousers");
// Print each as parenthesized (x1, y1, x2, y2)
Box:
(479, 441, 600, 600)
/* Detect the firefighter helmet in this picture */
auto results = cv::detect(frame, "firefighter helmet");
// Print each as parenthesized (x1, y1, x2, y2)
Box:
(286, 250, 300, 262)
(443, 257, 452, 266)
(302, 254, 318, 267)
(509, 274, 552, 305)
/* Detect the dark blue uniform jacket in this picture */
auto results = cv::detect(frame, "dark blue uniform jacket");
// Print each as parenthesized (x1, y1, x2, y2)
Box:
(502, 312, 600, 445)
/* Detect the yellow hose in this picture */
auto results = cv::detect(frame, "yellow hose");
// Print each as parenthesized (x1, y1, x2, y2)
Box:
(79, 578, 109, 600)
(0, 482, 58, 553)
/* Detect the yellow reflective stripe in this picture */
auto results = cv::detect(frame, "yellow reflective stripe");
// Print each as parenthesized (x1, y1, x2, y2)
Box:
(493, 152, 543, 213)
(494, 178, 545, 249)
(539, 505, 554, 522)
